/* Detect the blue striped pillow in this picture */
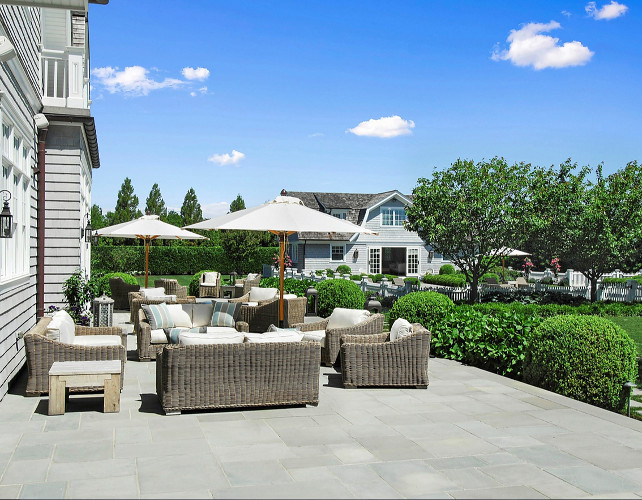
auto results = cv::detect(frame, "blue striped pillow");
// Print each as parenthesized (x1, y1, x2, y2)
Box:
(141, 303, 175, 330)
(210, 301, 241, 328)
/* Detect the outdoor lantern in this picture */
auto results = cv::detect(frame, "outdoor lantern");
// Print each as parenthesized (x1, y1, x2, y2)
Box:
(92, 295, 114, 327)
(81, 214, 93, 243)
(305, 286, 318, 316)
(428, 250, 434, 262)
(0, 190, 13, 239)
(364, 295, 382, 314)
(353, 248, 359, 260)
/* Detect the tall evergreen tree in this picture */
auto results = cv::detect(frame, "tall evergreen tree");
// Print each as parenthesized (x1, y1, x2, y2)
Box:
(145, 183, 167, 217)
(180, 188, 203, 227)
(113, 177, 141, 224)
(90, 204, 105, 230)
(229, 193, 246, 213)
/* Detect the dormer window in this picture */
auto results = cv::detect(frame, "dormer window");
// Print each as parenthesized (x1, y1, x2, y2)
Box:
(331, 209, 347, 220)
(381, 207, 406, 226)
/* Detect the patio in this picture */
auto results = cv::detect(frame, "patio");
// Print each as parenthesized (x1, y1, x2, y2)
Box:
(1, 313, 642, 499)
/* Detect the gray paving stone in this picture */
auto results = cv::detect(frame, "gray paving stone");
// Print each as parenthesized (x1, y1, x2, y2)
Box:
(356, 435, 433, 461)
(18, 481, 66, 499)
(507, 445, 587, 467)
(222, 459, 293, 487)
(0, 459, 50, 485)
(203, 420, 283, 447)
(369, 460, 457, 496)
(326, 442, 378, 464)
(280, 455, 342, 470)
(66, 475, 138, 499)
(47, 458, 135, 482)
(425, 456, 487, 470)
(211, 443, 296, 463)
(564, 443, 642, 470)
(547, 465, 642, 495)
(11, 444, 53, 462)
(52, 439, 113, 463)
(440, 467, 501, 490)
(415, 435, 500, 458)
(0, 485, 21, 499)
(449, 485, 547, 498)
(211, 479, 355, 499)
(140, 490, 212, 499)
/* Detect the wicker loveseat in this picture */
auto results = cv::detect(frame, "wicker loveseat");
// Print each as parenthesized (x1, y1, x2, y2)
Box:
(340, 324, 431, 388)
(129, 291, 196, 327)
(108, 277, 140, 310)
(156, 341, 321, 414)
(24, 315, 126, 395)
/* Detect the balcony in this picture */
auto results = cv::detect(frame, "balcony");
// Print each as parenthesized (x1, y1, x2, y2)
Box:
(41, 47, 89, 109)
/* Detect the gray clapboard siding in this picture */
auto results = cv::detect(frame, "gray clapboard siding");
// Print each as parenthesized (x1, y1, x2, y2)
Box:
(0, 5, 41, 97)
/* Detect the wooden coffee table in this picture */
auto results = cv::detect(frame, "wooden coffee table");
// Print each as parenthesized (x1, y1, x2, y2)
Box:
(48, 360, 121, 415)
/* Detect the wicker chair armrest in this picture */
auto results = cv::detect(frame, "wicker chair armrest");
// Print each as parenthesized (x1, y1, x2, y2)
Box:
(293, 318, 329, 332)
(235, 321, 249, 332)
(325, 313, 384, 366)
(74, 325, 123, 336)
(341, 332, 389, 345)
(229, 292, 251, 303)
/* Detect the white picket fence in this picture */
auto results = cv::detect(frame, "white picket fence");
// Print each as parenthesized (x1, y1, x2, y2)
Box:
(528, 268, 642, 288)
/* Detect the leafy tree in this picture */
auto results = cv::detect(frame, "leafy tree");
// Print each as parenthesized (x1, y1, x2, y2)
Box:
(531, 161, 642, 302)
(405, 157, 531, 303)
(145, 183, 167, 217)
(90, 204, 105, 230)
(229, 193, 246, 213)
(220, 230, 261, 274)
(180, 187, 203, 227)
(163, 210, 183, 227)
(112, 177, 141, 224)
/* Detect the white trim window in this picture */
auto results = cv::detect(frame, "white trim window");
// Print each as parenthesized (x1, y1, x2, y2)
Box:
(381, 206, 406, 226)
(330, 244, 345, 262)
(0, 117, 32, 283)
(331, 209, 347, 220)
(369, 247, 381, 274)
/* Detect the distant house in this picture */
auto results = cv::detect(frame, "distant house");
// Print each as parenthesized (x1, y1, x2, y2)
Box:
(285, 190, 449, 276)
(0, 0, 105, 401)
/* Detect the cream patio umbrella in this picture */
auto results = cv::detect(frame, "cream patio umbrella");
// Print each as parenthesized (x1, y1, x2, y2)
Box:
(490, 247, 531, 282)
(96, 214, 207, 287)
(185, 193, 377, 326)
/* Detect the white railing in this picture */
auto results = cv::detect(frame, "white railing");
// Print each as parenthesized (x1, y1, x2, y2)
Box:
(41, 48, 88, 109)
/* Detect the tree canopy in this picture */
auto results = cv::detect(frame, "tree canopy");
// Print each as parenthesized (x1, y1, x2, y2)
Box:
(111, 177, 141, 225)
(180, 188, 203, 227)
(145, 183, 167, 217)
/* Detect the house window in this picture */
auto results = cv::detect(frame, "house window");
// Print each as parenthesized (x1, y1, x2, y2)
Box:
(331, 244, 345, 261)
(331, 210, 347, 220)
(381, 207, 406, 226)
(290, 242, 298, 263)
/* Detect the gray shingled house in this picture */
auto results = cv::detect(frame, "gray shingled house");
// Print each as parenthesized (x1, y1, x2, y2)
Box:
(285, 190, 449, 276)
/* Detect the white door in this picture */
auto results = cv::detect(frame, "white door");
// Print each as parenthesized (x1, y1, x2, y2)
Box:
(407, 247, 420, 276)
(368, 247, 381, 274)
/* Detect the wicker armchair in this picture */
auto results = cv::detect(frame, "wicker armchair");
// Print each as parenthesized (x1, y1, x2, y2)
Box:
(293, 313, 385, 366)
(108, 277, 140, 310)
(199, 272, 221, 298)
(24, 316, 126, 395)
(156, 341, 321, 414)
(234, 274, 262, 296)
(154, 279, 188, 299)
(340, 324, 431, 388)
(229, 294, 307, 332)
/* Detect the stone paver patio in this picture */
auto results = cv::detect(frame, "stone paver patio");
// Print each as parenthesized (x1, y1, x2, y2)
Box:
(1, 312, 642, 499)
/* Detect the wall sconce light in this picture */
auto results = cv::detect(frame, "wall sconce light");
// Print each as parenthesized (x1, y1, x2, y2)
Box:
(428, 250, 434, 262)
(81, 213, 93, 243)
(0, 190, 13, 238)
(353, 248, 359, 260)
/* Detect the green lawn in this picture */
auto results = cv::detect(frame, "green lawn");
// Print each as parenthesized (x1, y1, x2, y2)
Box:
(609, 316, 642, 354)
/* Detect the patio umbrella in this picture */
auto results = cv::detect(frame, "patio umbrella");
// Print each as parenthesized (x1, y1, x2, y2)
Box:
(490, 247, 531, 282)
(185, 193, 377, 326)
(96, 214, 207, 287)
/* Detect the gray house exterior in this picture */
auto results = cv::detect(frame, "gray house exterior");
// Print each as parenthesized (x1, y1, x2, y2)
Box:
(0, 1, 103, 401)
(285, 190, 449, 277)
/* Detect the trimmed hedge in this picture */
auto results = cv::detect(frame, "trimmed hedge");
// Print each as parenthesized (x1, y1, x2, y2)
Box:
(90, 272, 137, 297)
(316, 279, 367, 317)
(259, 277, 317, 297)
(388, 291, 455, 332)
(439, 264, 456, 275)
(422, 273, 466, 288)
(92, 245, 278, 275)
(336, 265, 352, 275)
(523, 315, 638, 411)
(603, 276, 642, 285)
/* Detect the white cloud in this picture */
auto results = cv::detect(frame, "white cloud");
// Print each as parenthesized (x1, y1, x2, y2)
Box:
(308, 132, 324, 138)
(561, 10, 572, 17)
(201, 201, 229, 218)
(190, 86, 208, 97)
(491, 21, 593, 70)
(182, 67, 210, 81)
(347, 115, 415, 138)
(91, 66, 184, 95)
(586, 1, 628, 20)
(208, 150, 246, 166)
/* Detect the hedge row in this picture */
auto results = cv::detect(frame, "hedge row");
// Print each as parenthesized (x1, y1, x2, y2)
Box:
(92, 245, 278, 275)
(422, 273, 466, 287)
(603, 276, 642, 285)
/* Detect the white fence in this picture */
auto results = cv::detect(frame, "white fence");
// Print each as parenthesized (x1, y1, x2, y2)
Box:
(528, 268, 642, 288)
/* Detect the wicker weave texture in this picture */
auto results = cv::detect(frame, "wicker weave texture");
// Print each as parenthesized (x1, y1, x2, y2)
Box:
(109, 278, 140, 310)
(234, 274, 261, 295)
(229, 296, 307, 333)
(156, 341, 321, 413)
(130, 295, 196, 330)
(199, 273, 222, 298)
(154, 279, 188, 299)
(340, 324, 431, 388)
(24, 317, 126, 395)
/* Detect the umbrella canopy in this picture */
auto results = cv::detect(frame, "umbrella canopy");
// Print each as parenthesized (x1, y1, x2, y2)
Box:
(488, 247, 531, 281)
(96, 214, 207, 287)
(185, 194, 377, 325)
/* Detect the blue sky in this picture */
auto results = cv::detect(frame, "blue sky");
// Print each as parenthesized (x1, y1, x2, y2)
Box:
(88, 1, 640, 217)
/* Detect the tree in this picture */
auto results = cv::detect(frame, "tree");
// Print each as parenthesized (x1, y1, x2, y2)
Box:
(145, 183, 167, 217)
(112, 177, 141, 224)
(532, 161, 642, 302)
(90, 204, 105, 230)
(405, 157, 532, 303)
(220, 229, 261, 274)
(229, 193, 245, 213)
(180, 188, 203, 227)
(228, 193, 273, 246)
(164, 210, 183, 227)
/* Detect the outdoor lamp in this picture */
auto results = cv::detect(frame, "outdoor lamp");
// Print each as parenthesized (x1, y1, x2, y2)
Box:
(353, 249, 359, 260)
(624, 381, 635, 417)
(82, 214, 93, 243)
(0, 190, 13, 239)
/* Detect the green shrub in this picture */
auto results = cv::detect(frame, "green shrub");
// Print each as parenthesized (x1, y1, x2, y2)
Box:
(523, 315, 638, 411)
(372, 273, 385, 283)
(384, 274, 398, 281)
(422, 273, 466, 288)
(315, 270, 325, 276)
(259, 277, 317, 297)
(404, 277, 420, 286)
(388, 291, 454, 332)
(336, 264, 352, 275)
(350, 274, 363, 281)
(316, 279, 366, 317)
(439, 264, 456, 275)
(481, 272, 501, 283)
(603, 276, 642, 285)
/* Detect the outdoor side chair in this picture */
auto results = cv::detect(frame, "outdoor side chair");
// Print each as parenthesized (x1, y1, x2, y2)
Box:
(109, 277, 140, 310)
(199, 272, 221, 298)
(155, 279, 188, 299)
(234, 273, 262, 296)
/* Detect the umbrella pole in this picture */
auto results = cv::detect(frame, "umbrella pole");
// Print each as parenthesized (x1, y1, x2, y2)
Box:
(279, 232, 285, 327)
(145, 238, 150, 288)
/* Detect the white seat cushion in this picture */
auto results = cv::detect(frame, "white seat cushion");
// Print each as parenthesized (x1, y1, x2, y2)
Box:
(140, 287, 166, 298)
(246, 273, 259, 281)
(73, 335, 122, 347)
(178, 330, 245, 345)
(166, 304, 192, 328)
(244, 329, 303, 343)
(390, 318, 413, 341)
(301, 330, 326, 343)
(150, 328, 169, 344)
(283, 294, 298, 300)
(327, 308, 371, 330)
(192, 303, 215, 327)
(248, 287, 278, 302)
(204, 327, 238, 335)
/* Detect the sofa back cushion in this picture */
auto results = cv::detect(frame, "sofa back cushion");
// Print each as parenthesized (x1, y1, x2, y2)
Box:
(210, 301, 241, 328)
(390, 318, 414, 341)
(202, 272, 219, 284)
(140, 287, 166, 298)
(47, 310, 76, 344)
(249, 287, 278, 302)
(327, 308, 370, 330)
(191, 303, 214, 327)
(142, 303, 175, 330)
(166, 304, 192, 328)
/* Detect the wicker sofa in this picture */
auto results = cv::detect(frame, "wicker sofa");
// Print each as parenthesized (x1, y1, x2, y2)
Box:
(340, 324, 431, 388)
(154, 279, 188, 299)
(108, 277, 140, 310)
(156, 341, 321, 414)
(137, 303, 250, 361)
(293, 310, 385, 366)
(129, 291, 196, 327)
(24, 315, 126, 395)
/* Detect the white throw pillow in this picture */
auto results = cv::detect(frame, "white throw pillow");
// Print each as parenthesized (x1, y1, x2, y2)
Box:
(327, 308, 371, 330)
(246, 273, 258, 281)
(50, 310, 75, 344)
(248, 287, 278, 302)
(150, 329, 169, 344)
(390, 318, 414, 341)
(140, 287, 166, 298)
(166, 304, 192, 328)
(203, 272, 219, 284)
(178, 330, 245, 345)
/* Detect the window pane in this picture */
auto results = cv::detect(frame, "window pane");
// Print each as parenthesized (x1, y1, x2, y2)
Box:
(331, 245, 344, 261)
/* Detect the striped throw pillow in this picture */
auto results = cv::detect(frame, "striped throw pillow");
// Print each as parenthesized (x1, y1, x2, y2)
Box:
(210, 301, 241, 328)
(141, 303, 175, 330)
